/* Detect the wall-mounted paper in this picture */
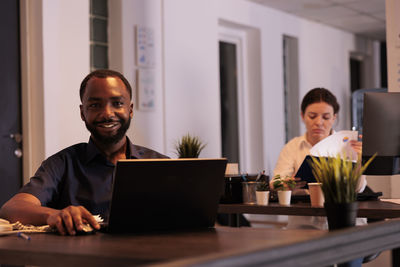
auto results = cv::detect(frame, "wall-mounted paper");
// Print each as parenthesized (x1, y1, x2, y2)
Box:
(137, 69, 155, 111)
(135, 25, 155, 68)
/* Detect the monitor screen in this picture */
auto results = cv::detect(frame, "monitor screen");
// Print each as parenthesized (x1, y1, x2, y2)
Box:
(362, 92, 400, 175)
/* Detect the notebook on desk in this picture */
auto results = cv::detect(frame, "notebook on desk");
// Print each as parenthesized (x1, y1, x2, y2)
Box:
(102, 158, 227, 233)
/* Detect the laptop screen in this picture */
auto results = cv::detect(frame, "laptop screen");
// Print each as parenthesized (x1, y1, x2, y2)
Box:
(106, 158, 227, 233)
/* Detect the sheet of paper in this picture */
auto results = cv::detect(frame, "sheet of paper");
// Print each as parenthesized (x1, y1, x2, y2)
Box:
(310, 130, 358, 160)
(380, 199, 400, 205)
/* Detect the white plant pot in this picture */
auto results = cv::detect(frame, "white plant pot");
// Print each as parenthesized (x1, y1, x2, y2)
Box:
(256, 191, 270, 205)
(278, 190, 292, 206)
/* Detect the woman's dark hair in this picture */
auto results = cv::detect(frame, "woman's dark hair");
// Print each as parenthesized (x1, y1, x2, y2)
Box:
(79, 69, 132, 101)
(300, 87, 340, 114)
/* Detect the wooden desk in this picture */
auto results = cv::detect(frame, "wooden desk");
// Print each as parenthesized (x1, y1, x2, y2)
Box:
(218, 200, 400, 220)
(1, 220, 400, 266)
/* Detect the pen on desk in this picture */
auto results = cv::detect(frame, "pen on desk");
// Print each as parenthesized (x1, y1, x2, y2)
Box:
(17, 232, 31, 241)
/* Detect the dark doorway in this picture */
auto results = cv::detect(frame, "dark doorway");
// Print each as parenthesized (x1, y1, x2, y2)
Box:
(219, 41, 240, 164)
(0, 0, 22, 206)
(380, 42, 387, 88)
(350, 57, 363, 92)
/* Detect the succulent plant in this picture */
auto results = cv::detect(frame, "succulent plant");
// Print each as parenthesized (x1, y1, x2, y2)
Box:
(175, 134, 206, 158)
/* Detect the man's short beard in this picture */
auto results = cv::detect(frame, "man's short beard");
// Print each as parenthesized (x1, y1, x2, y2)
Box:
(85, 118, 131, 145)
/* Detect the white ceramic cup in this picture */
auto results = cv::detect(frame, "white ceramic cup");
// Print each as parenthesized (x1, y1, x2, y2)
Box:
(308, 182, 325, 207)
(256, 191, 270, 205)
(278, 190, 291, 206)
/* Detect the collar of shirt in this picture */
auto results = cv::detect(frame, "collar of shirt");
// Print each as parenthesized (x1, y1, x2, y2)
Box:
(83, 137, 137, 165)
(299, 134, 313, 151)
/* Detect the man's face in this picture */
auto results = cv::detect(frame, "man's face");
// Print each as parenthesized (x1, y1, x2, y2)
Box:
(80, 76, 133, 145)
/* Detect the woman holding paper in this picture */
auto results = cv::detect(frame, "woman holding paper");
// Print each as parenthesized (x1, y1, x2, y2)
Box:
(273, 87, 362, 180)
(272, 87, 366, 229)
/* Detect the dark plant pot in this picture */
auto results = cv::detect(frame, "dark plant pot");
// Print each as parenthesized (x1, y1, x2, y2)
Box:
(324, 202, 359, 231)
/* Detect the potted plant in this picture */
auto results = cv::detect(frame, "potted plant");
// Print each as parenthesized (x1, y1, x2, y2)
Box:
(175, 134, 206, 158)
(256, 181, 270, 205)
(272, 174, 296, 206)
(309, 153, 376, 230)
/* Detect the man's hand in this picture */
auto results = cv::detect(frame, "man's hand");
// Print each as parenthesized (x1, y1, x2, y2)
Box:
(0, 193, 100, 236)
(46, 206, 100, 235)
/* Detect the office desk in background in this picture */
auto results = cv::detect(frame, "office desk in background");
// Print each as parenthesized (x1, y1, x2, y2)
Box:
(218, 200, 400, 225)
(1, 220, 400, 267)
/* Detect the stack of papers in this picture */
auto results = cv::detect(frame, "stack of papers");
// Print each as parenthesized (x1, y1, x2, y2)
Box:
(0, 219, 53, 236)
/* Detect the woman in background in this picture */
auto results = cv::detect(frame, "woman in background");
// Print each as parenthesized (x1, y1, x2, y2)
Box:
(272, 87, 365, 229)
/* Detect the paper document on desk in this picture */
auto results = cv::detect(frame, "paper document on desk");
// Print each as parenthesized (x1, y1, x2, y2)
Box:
(0, 215, 103, 236)
(310, 130, 358, 161)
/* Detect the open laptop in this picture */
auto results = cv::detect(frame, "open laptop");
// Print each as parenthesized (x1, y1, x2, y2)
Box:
(102, 158, 227, 233)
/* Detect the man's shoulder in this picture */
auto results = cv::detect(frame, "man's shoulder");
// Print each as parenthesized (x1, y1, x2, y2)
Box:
(46, 142, 89, 161)
(131, 144, 169, 159)
(34, 143, 89, 174)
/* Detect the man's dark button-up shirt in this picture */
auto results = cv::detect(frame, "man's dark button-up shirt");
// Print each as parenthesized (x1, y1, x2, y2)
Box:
(20, 138, 167, 218)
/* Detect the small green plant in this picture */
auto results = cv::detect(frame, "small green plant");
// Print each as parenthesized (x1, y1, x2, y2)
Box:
(309, 153, 376, 204)
(272, 174, 296, 191)
(175, 134, 206, 158)
(256, 181, 270, 191)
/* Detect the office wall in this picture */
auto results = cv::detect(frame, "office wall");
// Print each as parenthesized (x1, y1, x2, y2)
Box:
(386, 0, 400, 92)
(42, 0, 90, 157)
(36, 0, 379, 176)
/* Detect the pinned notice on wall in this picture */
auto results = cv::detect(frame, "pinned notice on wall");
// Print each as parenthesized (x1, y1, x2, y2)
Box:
(137, 69, 155, 111)
(135, 25, 155, 68)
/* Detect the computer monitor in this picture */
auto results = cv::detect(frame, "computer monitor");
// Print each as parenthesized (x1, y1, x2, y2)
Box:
(362, 92, 400, 175)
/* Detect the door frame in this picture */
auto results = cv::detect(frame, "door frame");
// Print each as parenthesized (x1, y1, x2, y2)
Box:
(20, 0, 45, 183)
(218, 25, 249, 172)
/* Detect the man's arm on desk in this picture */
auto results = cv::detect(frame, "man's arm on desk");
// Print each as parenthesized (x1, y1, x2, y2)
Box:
(0, 193, 100, 235)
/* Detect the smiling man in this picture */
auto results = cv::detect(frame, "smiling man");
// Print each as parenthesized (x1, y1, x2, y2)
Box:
(0, 70, 167, 235)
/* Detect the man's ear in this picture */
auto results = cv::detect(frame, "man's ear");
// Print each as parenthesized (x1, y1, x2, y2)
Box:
(130, 103, 134, 118)
(80, 104, 85, 121)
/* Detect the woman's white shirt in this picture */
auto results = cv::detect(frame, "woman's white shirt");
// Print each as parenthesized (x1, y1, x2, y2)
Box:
(273, 135, 312, 179)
